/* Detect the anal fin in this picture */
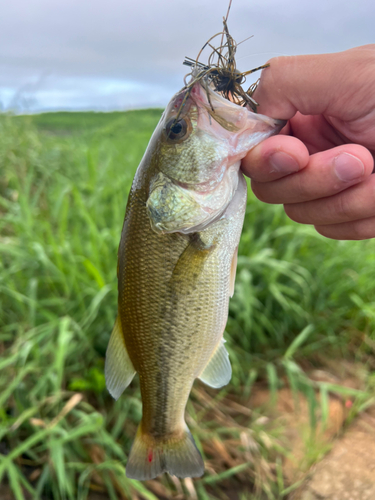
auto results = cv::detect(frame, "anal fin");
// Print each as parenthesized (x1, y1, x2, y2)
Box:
(105, 316, 136, 400)
(198, 338, 232, 388)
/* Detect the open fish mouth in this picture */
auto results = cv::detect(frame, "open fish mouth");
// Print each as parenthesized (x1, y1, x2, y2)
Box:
(191, 81, 286, 134)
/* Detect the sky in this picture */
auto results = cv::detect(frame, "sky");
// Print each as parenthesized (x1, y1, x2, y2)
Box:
(0, 0, 374, 112)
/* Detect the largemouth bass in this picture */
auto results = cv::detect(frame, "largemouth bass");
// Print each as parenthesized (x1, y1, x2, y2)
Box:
(105, 80, 284, 480)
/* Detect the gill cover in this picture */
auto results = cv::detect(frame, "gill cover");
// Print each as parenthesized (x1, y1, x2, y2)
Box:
(146, 81, 285, 235)
(146, 169, 239, 234)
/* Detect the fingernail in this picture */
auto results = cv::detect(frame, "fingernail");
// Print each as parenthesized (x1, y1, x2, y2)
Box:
(269, 151, 299, 174)
(334, 153, 364, 181)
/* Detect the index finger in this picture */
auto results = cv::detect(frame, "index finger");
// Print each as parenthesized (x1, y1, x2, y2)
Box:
(253, 45, 375, 121)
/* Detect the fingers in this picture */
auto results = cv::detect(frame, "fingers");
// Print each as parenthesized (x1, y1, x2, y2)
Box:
(241, 134, 309, 182)
(243, 136, 374, 240)
(250, 144, 373, 204)
(252, 45, 375, 121)
(284, 174, 375, 226)
(315, 216, 375, 240)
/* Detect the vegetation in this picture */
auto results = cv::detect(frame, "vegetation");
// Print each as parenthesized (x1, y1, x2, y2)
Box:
(0, 110, 374, 499)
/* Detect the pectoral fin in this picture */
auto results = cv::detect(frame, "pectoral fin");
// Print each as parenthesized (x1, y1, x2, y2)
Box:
(169, 235, 214, 295)
(198, 338, 232, 388)
(105, 316, 136, 400)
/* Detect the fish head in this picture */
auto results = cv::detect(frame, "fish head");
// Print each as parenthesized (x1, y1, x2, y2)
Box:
(147, 81, 285, 234)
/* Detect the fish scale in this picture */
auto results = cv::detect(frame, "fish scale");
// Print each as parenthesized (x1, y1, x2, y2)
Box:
(105, 80, 285, 480)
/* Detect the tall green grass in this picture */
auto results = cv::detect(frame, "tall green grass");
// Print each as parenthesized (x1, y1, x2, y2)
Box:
(0, 111, 374, 499)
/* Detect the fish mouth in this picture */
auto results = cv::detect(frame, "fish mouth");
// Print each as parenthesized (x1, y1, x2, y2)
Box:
(190, 81, 287, 136)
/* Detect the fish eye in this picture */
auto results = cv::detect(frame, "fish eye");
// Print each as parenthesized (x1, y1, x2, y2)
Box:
(165, 118, 188, 141)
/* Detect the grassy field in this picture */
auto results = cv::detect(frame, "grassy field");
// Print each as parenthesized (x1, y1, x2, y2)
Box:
(0, 110, 374, 500)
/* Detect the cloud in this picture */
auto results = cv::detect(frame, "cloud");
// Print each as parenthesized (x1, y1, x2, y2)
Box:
(0, 0, 373, 111)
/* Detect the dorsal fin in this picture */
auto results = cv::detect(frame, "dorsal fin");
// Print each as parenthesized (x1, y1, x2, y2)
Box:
(105, 316, 136, 400)
(198, 338, 231, 388)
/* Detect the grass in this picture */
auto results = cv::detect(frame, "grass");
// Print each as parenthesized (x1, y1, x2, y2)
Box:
(0, 110, 375, 499)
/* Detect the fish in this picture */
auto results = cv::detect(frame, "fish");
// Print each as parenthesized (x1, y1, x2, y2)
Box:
(105, 77, 285, 480)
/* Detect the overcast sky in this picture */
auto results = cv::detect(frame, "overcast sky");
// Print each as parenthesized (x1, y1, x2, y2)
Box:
(0, 0, 373, 112)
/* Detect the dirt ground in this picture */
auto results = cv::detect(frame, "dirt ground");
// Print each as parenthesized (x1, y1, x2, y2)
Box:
(299, 407, 375, 500)
(250, 360, 375, 500)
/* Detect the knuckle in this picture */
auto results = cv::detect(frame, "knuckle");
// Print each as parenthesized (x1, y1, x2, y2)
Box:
(352, 218, 375, 240)
(294, 173, 310, 201)
(334, 194, 353, 221)
(350, 221, 367, 240)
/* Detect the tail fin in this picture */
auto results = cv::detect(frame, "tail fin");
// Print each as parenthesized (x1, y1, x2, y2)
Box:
(126, 424, 204, 480)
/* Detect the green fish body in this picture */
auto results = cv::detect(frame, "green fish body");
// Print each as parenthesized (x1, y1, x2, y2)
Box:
(105, 82, 284, 480)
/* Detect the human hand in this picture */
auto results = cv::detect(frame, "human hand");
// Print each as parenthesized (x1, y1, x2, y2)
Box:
(242, 45, 375, 240)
